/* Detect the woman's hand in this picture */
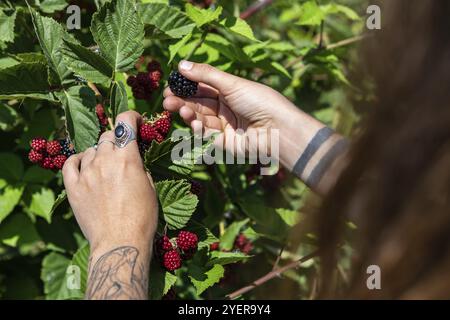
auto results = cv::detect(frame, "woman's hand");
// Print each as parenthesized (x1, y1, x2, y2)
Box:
(62, 111, 158, 300)
(163, 61, 302, 158)
(163, 61, 346, 195)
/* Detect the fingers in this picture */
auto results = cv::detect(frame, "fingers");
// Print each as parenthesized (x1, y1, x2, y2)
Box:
(114, 110, 142, 156)
(81, 147, 96, 171)
(62, 152, 83, 188)
(178, 106, 223, 131)
(96, 131, 115, 155)
(164, 83, 218, 99)
(163, 96, 219, 116)
(177, 61, 241, 94)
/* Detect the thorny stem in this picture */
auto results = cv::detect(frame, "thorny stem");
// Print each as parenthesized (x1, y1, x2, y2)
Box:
(226, 250, 320, 300)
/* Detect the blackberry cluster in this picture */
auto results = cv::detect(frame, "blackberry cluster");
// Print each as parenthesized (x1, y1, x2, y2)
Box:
(209, 234, 253, 255)
(28, 137, 75, 171)
(168, 71, 198, 98)
(138, 111, 172, 156)
(127, 60, 163, 100)
(155, 230, 199, 272)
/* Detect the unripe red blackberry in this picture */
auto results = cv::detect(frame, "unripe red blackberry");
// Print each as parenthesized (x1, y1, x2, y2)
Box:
(139, 123, 158, 143)
(210, 242, 219, 251)
(168, 71, 198, 98)
(163, 250, 182, 271)
(30, 137, 47, 153)
(154, 117, 171, 135)
(28, 149, 43, 164)
(176, 231, 198, 251)
(41, 157, 55, 170)
(149, 70, 162, 83)
(53, 154, 67, 170)
(158, 235, 173, 252)
(155, 133, 164, 143)
(46, 140, 62, 156)
(234, 234, 253, 254)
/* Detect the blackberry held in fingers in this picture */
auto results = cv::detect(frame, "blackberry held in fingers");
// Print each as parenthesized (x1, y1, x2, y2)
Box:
(168, 71, 198, 98)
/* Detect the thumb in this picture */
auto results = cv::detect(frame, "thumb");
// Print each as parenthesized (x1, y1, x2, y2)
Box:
(178, 60, 241, 94)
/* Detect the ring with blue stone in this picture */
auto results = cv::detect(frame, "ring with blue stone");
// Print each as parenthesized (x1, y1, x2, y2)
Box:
(114, 121, 136, 148)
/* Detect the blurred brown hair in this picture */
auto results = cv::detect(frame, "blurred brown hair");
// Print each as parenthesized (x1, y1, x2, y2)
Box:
(316, 0, 450, 299)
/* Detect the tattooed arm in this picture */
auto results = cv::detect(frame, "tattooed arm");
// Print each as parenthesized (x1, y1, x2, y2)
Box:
(86, 246, 150, 300)
(62, 111, 159, 300)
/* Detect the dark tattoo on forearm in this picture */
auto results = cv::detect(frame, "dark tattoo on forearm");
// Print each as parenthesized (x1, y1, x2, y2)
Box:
(293, 127, 334, 177)
(86, 246, 148, 300)
(305, 138, 349, 187)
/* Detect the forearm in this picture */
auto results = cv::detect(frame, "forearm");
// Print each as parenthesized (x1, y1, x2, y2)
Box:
(86, 241, 151, 300)
(275, 106, 349, 196)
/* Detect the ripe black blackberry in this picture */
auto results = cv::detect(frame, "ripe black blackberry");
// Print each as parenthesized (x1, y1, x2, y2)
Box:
(168, 71, 198, 98)
(59, 139, 76, 158)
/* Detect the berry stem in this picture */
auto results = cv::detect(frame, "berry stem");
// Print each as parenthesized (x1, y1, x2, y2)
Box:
(226, 250, 320, 300)
(186, 28, 209, 61)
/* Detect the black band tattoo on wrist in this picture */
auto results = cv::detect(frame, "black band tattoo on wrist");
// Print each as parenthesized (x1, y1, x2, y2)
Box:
(293, 127, 334, 177)
(86, 246, 148, 300)
(306, 138, 349, 187)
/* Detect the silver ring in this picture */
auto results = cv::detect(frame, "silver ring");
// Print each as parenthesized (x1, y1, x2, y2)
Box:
(97, 140, 115, 149)
(114, 121, 136, 148)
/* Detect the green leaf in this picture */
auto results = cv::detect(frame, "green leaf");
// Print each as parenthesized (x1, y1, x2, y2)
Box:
(0, 62, 55, 101)
(61, 40, 113, 86)
(220, 17, 257, 41)
(23, 166, 55, 184)
(149, 260, 177, 300)
(70, 243, 90, 294)
(185, 4, 222, 28)
(298, 1, 324, 26)
(111, 80, 128, 121)
(41, 252, 73, 299)
(41, 243, 88, 300)
(91, 0, 144, 72)
(139, 3, 195, 39)
(39, 0, 68, 13)
(275, 208, 302, 227)
(155, 180, 198, 230)
(29, 7, 76, 84)
(204, 33, 249, 63)
(50, 190, 67, 218)
(322, 4, 360, 21)
(56, 86, 100, 153)
(0, 186, 24, 223)
(207, 251, 250, 266)
(29, 187, 55, 223)
(220, 219, 249, 251)
(0, 213, 41, 253)
(0, 9, 16, 43)
(144, 138, 193, 176)
(168, 32, 192, 64)
(0, 153, 23, 182)
(189, 263, 224, 295)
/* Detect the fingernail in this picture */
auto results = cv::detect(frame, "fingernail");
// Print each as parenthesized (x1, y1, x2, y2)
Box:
(179, 60, 193, 71)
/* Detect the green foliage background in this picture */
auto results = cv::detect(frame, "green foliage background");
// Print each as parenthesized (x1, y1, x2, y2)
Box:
(0, 0, 368, 299)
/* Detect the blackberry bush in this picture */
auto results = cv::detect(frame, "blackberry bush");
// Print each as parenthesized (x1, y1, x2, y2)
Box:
(0, 0, 362, 301)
